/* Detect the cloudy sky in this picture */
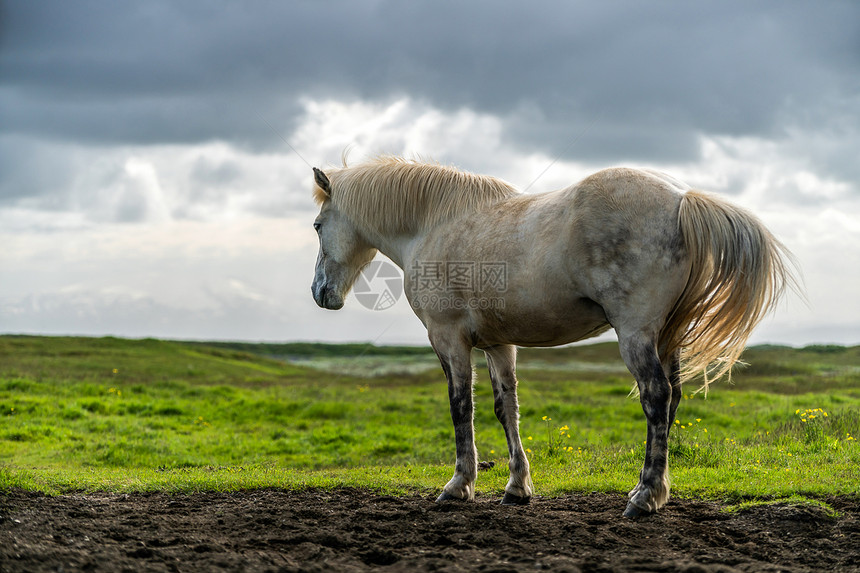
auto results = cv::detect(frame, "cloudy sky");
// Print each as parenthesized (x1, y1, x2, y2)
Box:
(1, 1, 858, 346)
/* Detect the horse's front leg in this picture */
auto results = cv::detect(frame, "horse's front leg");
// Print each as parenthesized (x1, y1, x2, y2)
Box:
(432, 335, 477, 502)
(485, 345, 532, 505)
(619, 333, 673, 518)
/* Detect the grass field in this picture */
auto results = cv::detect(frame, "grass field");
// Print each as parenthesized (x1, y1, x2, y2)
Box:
(1, 335, 858, 502)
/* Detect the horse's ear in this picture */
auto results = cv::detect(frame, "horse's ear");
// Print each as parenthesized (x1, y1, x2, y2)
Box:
(313, 167, 331, 196)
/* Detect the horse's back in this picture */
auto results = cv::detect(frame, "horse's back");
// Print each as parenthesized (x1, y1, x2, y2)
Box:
(409, 167, 691, 347)
(567, 167, 686, 214)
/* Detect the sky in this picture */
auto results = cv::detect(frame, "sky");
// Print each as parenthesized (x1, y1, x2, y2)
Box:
(1, 1, 859, 347)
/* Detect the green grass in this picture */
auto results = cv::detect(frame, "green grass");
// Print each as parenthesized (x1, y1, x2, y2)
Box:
(723, 495, 841, 518)
(1, 335, 859, 501)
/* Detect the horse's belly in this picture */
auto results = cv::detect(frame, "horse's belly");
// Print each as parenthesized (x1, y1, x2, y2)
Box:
(506, 321, 612, 347)
(475, 296, 611, 348)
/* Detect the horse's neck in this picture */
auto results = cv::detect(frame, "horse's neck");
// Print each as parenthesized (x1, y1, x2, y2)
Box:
(351, 172, 517, 268)
(365, 230, 421, 270)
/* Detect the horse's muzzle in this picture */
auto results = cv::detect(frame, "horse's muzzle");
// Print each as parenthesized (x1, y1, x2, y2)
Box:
(311, 283, 344, 310)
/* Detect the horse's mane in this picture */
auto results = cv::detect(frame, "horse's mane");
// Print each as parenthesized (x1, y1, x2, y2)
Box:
(314, 156, 520, 234)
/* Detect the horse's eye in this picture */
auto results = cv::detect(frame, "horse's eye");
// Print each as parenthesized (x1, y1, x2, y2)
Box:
(313, 222, 321, 232)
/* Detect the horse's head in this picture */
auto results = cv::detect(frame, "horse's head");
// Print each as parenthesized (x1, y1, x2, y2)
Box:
(310, 167, 377, 310)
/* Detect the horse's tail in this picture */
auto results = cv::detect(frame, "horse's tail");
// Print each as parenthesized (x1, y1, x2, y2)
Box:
(660, 190, 800, 390)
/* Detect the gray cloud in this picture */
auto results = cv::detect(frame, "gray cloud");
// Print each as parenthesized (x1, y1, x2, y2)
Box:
(3, 1, 859, 345)
(0, 136, 73, 204)
(2, 0, 858, 167)
(191, 157, 242, 188)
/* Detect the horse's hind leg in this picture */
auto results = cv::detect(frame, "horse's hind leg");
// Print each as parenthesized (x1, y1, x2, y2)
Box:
(431, 334, 478, 502)
(618, 332, 673, 518)
(485, 345, 533, 505)
(666, 350, 682, 430)
(627, 349, 682, 507)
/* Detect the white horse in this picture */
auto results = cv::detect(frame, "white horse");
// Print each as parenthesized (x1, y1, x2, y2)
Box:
(310, 156, 796, 518)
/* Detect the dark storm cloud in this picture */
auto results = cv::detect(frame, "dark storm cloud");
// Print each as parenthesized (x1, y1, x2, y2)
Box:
(0, 136, 68, 203)
(2, 0, 859, 163)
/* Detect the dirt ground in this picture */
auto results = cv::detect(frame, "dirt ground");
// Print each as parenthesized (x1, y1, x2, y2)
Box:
(1, 488, 858, 572)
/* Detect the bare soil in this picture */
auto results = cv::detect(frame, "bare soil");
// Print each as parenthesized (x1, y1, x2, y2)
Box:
(2, 488, 859, 572)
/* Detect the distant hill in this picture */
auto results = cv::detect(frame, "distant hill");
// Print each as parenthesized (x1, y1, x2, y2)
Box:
(1, 335, 857, 395)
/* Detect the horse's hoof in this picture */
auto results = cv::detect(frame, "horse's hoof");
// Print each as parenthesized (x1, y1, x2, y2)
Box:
(436, 491, 466, 503)
(622, 502, 654, 519)
(500, 492, 531, 506)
